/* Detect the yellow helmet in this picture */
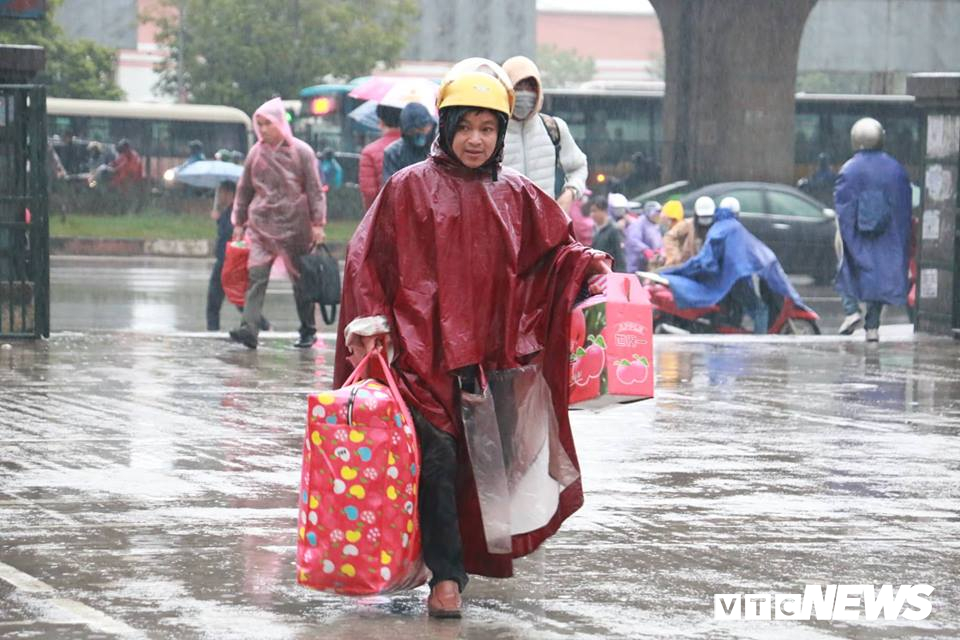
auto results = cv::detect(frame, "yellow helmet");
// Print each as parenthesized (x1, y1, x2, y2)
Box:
(437, 60, 515, 116)
(662, 200, 684, 222)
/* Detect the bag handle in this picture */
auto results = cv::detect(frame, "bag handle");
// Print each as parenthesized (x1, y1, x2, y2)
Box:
(342, 347, 414, 430)
(312, 243, 334, 259)
(320, 303, 337, 325)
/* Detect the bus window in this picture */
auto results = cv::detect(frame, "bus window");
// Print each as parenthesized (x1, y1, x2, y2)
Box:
(45, 98, 253, 201)
(546, 93, 660, 188)
(87, 117, 111, 145)
(825, 112, 861, 166)
(794, 114, 820, 160)
(151, 121, 172, 156)
(110, 117, 147, 148)
(883, 115, 921, 180)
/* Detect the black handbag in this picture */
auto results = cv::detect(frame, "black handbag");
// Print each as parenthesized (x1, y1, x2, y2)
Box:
(298, 244, 341, 325)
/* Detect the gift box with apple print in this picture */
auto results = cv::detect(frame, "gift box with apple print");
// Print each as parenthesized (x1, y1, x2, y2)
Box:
(569, 273, 654, 408)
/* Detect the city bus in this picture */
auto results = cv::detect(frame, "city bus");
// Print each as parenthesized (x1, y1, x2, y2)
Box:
(541, 88, 923, 190)
(293, 82, 923, 193)
(46, 98, 253, 183)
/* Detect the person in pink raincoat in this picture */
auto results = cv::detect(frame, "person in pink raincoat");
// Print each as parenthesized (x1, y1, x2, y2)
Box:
(229, 97, 327, 350)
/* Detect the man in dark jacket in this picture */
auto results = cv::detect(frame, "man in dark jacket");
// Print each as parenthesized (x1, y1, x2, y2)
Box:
(382, 102, 436, 181)
(834, 118, 912, 342)
(588, 194, 626, 272)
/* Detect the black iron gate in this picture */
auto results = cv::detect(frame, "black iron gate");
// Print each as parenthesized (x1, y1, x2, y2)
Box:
(0, 84, 49, 338)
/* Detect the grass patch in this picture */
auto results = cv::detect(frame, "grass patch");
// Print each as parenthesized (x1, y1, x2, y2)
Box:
(51, 211, 359, 243)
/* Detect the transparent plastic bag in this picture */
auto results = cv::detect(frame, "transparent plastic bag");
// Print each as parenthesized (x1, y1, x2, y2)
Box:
(460, 363, 579, 554)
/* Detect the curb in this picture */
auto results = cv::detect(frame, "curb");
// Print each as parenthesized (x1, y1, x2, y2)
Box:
(50, 237, 347, 259)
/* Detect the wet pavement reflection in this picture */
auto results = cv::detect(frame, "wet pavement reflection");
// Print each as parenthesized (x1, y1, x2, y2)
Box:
(49, 255, 911, 336)
(0, 259, 954, 639)
(50, 256, 309, 333)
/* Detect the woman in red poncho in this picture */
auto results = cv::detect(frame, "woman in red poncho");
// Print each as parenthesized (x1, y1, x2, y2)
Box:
(333, 60, 611, 618)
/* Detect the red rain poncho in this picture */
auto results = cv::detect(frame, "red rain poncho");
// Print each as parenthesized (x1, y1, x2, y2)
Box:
(333, 146, 596, 578)
(232, 98, 326, 276)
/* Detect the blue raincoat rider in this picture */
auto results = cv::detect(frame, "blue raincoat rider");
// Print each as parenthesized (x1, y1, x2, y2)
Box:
(660, 196, 807, 333)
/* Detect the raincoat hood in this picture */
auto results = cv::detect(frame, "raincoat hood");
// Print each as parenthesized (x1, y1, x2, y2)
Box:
(252, 97, 294, 147)
(502, 55, 544, 118)
(399, 102, 435, 134)
(714, 207, 736, 223)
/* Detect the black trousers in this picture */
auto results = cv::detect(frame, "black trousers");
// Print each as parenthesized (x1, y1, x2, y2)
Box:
(410, 406, 468, 591)
(206, 257, 227, 330)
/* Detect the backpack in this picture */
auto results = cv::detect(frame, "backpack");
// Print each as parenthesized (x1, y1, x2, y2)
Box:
(540, 113, 566, 197)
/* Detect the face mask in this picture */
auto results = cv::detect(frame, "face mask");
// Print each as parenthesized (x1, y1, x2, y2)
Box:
(512, 90, 537, 120)
(411, 133, 429, 148)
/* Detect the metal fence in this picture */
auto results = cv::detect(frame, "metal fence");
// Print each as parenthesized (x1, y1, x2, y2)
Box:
(0, 84, 49, 338)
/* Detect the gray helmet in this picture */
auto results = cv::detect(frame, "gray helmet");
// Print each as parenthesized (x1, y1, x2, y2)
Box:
(850, 117, 884, 151)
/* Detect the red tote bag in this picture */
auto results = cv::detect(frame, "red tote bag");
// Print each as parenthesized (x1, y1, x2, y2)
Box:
(221, 241, 249, 306)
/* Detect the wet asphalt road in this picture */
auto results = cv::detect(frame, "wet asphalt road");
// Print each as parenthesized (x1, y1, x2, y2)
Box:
(44, 256, 912, 335)
(0, 257, 955, 639)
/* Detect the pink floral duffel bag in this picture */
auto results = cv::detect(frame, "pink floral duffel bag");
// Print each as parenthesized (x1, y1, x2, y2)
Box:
(297, 350, 427, 595)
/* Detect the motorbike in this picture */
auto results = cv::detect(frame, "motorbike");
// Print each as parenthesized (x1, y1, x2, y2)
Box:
(635, 271, 821, 335)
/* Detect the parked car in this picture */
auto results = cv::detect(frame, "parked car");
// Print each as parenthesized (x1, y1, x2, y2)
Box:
(634, 181, 838, 284)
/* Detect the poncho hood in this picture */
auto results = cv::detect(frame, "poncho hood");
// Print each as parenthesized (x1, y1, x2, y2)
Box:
(502, 55, 544, 116)
(252, 97, 294, 148)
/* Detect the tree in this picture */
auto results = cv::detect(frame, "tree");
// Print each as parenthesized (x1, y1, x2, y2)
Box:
(0, 0, 124, 99)
(536, 44, 595, 89)
(651, 0, 818, 185)
(147, 0, 418, 114)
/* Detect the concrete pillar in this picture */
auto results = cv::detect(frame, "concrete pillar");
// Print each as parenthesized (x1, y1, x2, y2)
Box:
(650, 0, 817, 185)
(907, 73, 960, 338)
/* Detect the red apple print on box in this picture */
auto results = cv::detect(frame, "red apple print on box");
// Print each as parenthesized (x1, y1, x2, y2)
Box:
(570, 334, 606, 388)
(615, 355, 650, 385)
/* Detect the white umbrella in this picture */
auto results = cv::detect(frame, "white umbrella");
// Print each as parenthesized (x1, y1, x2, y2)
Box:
(174, 160, 244, 190)
(377, 79, 439, 116)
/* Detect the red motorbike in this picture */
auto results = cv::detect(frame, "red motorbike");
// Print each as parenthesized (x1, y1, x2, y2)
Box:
(635, 271, 821, 335)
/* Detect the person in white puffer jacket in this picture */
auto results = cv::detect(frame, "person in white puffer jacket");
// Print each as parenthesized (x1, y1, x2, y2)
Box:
(502, 55, 588, 216)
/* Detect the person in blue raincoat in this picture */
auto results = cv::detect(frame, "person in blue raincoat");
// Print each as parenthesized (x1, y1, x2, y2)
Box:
(660, 197, 807, 333)
(834, 118, 912, 342)
(318, 148, 343, 190)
